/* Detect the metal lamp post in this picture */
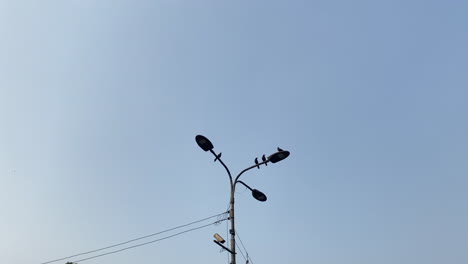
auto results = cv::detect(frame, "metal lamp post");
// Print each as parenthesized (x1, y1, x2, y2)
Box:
(195, 135, 289, 264)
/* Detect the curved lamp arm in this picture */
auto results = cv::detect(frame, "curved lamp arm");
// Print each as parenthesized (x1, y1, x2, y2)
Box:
(209, 149, 233, 186)
(233, 159, 268, 187)
(237, 180, 268, 202)
(236, 180, 253, 191)
(234, 151, 289, 184)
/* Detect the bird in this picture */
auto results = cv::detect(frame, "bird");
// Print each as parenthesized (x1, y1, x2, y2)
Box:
(262, 154, 267, 166)
(254, 157, 260, 169)
(277, 147, 284, 152)
(214, 152, 222, 162)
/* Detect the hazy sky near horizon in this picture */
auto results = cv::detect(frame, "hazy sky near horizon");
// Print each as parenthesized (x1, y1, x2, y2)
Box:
(1, 1, 467, 264)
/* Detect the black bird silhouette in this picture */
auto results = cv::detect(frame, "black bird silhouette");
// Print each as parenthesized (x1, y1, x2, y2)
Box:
(254, 157, 260, 169)
(262, 154, 267, 166)
(214, 152, 222, 162)
(277, 147, 284, 152)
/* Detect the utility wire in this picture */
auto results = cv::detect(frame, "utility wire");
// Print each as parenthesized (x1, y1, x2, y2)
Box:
(236, 230, 254, 264)
(40, 212, 227, 264)
(71, 219, 227, 263)
(236, 230, 248, 255)
(236, 242, 247, 262)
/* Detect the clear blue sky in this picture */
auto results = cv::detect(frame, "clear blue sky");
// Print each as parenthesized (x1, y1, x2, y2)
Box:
(1, 1, 467, 263)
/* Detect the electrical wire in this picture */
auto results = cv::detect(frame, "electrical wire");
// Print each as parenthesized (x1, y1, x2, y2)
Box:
(71, 219, 227, 263)
(236, 230, 248, 255)
(236, 230, 254, 264)
(236, 242, 247, 262)
(40, 212, 227, 264)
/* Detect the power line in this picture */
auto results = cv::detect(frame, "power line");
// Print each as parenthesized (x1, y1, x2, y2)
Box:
(72, 219, 227, 263)
(236, 230, 254, 264)
(40, 212, 227, 264)
(236, 230, 248, 255)
(236, 242, 247, 262)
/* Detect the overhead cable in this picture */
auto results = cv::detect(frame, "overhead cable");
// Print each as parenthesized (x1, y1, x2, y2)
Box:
(40, 211, 227, 264)
(236, 242, 248, 262)
(236, 230, 254, 264)
(72, 219, 227, 263)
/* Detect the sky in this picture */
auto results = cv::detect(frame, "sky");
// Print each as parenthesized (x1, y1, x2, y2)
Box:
(1, 0, 467, 263)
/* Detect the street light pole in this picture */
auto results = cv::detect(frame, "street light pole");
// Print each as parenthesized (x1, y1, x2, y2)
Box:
(195, 135, 290, 264)
(229, 187, 236, 264)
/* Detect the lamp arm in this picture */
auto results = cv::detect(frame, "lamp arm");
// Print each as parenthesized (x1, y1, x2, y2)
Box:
(209, 150, 233, 186)
(236, 180, 253, 191)
(233, 160, 268, 186)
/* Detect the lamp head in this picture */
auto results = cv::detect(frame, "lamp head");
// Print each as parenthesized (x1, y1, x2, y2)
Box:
(213, 233, 226, 244)
(268, 150, 290, 163)
(252, 189, 267, 202)
(195, 135, 214, 151)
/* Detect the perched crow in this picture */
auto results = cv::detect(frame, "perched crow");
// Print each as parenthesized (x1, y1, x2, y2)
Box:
(254, 157, 260, 169)
(214, 152, 222, 162)
(262, 154, 267, 166)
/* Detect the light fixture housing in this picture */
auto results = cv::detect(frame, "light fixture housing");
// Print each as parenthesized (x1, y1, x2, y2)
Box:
(268, 150, 290, 163)
(214, 233, 226, 244)
(252, 189, 267, 202)
(195, 135, 214, 151)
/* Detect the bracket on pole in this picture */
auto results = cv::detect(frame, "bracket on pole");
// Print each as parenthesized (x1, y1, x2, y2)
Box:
(213, 240, 236, 254)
